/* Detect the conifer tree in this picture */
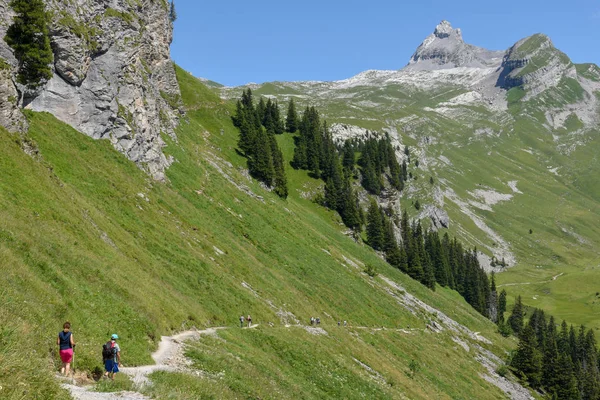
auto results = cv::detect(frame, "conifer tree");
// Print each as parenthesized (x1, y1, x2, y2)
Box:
(488, 272, 498, 322)
(498, 289, 507, 323)
(286, 98, 299, 133)
(554, 352, 580, 400)
(508, 295, 525, 336)
(383, 218, 402, 268)
(339, 170, 362, 231)
(273, 100, 285, 134)
(542, 321, 560, 392)
(511, 324, 542, 388)
(342, 140, 355, 171)
(257, 97, 267, 126)
(169, 0, 177, 22)
(5, 0, 53, 89)
(269, 134, 288, 198)
(366, 199, 385, 251)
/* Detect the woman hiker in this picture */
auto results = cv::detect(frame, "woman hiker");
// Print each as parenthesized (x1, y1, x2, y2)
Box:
(57, 322, 75, 376)
(103, 334, 122, 380)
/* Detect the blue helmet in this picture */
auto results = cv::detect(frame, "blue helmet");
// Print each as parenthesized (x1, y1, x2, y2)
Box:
(111, 333, 119, 340)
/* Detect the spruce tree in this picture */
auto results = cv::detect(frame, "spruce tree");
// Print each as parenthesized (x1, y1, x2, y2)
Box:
(169, 0, 177, 23)
(383, 218, 402, 268)
(498, 289, 507, 323)
(339, 170, 362, 231)
(554, 352, 580, 399)
(5, 0, 53, 89)
(511, 324, 542, 388)
(342, 140, 355, 170)
(508, 295, 525, 336)
(269, 134, 288, 198)
(542, 321, 560, 392)
(366, 199, 385, 251)
(488, 272, 498, 323)
(285, 98, 299, 133)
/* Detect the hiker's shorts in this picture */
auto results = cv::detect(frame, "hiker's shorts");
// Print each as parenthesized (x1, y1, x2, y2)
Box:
(59, 348, 73, 363)
(105, 359, 119, 373)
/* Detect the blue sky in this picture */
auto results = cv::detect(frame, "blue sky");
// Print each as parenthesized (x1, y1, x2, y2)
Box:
(170, 0, 600, 87)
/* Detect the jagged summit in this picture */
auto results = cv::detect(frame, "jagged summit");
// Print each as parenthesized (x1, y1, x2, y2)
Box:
(406, 20, 504, 71)
(433, 20, 462, 40)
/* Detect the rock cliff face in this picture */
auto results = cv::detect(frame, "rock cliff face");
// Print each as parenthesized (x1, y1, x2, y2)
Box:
(0, 0, 27, 133)
(0, 0, 181, 180)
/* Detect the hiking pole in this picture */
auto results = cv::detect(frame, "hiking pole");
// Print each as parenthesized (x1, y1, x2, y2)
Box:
(71, 344, 76, 383)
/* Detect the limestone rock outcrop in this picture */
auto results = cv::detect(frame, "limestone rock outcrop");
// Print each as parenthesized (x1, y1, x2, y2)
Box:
(0, 0, 182, 180)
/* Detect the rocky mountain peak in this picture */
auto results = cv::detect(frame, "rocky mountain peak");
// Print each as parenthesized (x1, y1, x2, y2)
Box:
(497, 33, 577, 97)
(433, 20, 462, 41)
(406, 20, 504, 71)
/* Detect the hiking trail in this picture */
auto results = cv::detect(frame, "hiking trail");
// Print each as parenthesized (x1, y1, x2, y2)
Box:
(497, 272, 564, 288)
(62, 327, 225, 400)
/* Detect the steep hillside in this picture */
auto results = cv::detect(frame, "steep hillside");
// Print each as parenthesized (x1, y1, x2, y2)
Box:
(0, 67, 530, 399)
(222, 21, 600, 330)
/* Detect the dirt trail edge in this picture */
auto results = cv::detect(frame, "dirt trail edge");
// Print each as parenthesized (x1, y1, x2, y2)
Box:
(62, 327, 225, 400)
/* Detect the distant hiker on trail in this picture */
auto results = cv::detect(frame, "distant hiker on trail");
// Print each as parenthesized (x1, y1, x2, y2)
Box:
(240, 315, 244, 328)
(343, 320, 347, 327)
(57, 321, 75, 376)
(316, 318, 320, 325)
(310, 317, 314, 325)
(337, 321, 340, 327)
(247, 315, 252, 327)
(102, 334, 121, 380)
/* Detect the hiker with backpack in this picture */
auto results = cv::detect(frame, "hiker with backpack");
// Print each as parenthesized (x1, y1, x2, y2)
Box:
(102, 334, 121, 380)
(57, 322, 75, 376)
(247, 314, 252, 327)
(240, 315, 244, 327)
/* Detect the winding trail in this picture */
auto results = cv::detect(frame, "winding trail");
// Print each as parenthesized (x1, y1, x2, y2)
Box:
(497, 272, 564, 288)
(63, 327, 227, 399)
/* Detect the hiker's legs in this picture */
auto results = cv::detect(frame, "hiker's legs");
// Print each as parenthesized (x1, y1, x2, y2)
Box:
(65, 362, 71, 376)
(60, 362, 66, 375)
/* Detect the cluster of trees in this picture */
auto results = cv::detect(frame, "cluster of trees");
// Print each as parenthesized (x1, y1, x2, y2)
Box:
(4, 0, 53, 89)
(507, 297, 600, 399)
(366, 204, 493, 316)
(233, 89, 288, 198)
(355, 136, 405, 194)
(286, 100, 494, 317)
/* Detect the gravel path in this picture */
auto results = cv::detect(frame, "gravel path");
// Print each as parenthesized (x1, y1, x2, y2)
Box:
(63, 327, 225, 400)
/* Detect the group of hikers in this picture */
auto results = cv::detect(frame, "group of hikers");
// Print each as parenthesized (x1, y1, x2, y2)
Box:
(239, 314, 252, 328)
(57, 322, 122, 381)
(58, 316, 352, 379)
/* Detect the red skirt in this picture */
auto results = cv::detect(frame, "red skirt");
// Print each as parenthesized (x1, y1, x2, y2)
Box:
(59, 348, 73, 363)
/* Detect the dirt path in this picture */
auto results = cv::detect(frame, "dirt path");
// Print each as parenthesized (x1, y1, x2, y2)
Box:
(497, 272, 564, 288)
(63, 327, 225, 400)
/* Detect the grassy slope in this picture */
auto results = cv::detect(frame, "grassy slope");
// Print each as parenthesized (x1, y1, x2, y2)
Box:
(0, 67, 519, 398)
(242, 69, 600, 331)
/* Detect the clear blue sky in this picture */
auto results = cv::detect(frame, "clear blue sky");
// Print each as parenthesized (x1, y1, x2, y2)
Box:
(170, 0, 600, 87)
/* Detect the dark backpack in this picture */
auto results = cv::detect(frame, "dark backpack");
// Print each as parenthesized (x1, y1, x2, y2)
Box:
(102, 341, 115, 360)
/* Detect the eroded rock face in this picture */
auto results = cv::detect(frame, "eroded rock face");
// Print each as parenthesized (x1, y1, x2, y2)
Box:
(422, 205, 449, 230)
(0, 0, 182, 180)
